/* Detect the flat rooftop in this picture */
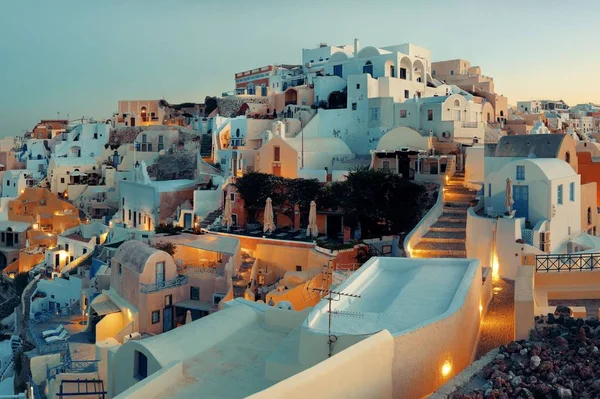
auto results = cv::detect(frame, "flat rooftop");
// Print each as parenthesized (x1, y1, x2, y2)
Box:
(307, 257, 478, 335)
(140, 307, 290, 399)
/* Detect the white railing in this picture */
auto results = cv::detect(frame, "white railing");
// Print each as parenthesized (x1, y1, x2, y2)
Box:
(403, 183, 445, 257)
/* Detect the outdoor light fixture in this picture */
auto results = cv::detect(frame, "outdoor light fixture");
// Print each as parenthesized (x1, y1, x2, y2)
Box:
(441, 360, 452, 377)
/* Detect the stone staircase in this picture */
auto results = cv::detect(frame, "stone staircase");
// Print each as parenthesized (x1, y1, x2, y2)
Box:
(199, 207, 223, 229)
(200, 134, 213, 159)
(411, 172, 476, 258)
(233, 253, 255, 298)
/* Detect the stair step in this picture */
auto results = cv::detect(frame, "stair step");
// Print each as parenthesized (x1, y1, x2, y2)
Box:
(421, 231, 465, 243)
(438, 213, 467, 223)
(430, 221, 466, 232)
(444, 202, 471, 208)
(443, 207, 467, 214)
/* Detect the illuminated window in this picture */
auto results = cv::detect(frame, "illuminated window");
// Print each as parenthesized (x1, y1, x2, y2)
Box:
(151, 310, 160, 324)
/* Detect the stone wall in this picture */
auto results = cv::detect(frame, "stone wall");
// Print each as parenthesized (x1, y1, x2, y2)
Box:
(217, 97, 270, 118)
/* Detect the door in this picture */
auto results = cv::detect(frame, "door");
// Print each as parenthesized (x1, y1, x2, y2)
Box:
(133, 211, 137, 228)
(163, 306, 173, 332)
(327, 215, 342, 239)
(55, 253, 60, 268)
(130, 118, 135, 127)
(272, 164, 281, 176)
(184, 213, 192, 229)
(513, 186, 529, 220)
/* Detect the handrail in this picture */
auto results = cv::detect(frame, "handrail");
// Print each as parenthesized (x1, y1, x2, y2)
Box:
(140, 275, 189, 293)
(535, 253, 600, 272)
(30, 301, 81, 326)
(47, 360, 100, 380)
(114, 321, 134, 343)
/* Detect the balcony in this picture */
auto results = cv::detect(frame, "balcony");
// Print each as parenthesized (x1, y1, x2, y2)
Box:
(461, 122, 478, 128)
(140, 275, 189, 293)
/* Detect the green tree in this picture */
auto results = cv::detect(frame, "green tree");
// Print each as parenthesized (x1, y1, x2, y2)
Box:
(153, 242, 177, 256)
(204, 96, 218, 117)
(13, 273, 29, 297)
(234, 172, 284, 222)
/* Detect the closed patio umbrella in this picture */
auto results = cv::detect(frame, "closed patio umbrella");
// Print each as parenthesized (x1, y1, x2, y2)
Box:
(222, 195, 233, 230)
(505, 178, 514, 212)
(263, 198, 276, 234)
(306, 200, 319, 238)
(185, 310, 192, 325)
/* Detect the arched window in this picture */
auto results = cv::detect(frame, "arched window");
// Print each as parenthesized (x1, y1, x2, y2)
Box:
(363, 61, 373, 77)
(500, 110, 504, 117)
(565, 151, 571, 164)
(140, 106, 147, 122)
(453, 99, 461, 107)
(236, 129, 240, 138)
(588, 207, 592, 225)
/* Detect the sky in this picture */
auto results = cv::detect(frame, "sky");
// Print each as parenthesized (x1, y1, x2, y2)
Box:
(1, 0, 600, 136)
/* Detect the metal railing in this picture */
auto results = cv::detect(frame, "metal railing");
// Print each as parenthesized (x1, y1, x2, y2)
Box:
(140, 275, 189, 293)
(461, 121, 478, 128)
(30, 302, 81, 326)
(185, 266, 223, 277)
(535, 253, 600, 272)
(47, 360, 99, 380)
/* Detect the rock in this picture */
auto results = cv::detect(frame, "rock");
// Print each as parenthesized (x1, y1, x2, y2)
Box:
(507, 341, 521, 353)
(530, 355, 541, 369)
(579, 365, 594, 380)
(547, 313, 556, 324)
(554, 305, 573, 318)
(495, 354, 505, 361)
(555, 336, 569, 347)
(578, 347, 587, 355)
(518, 388, 532, 398)
(519, 348, 528, 356)
(538, 360, 553, 373)
(511, 376, 523, 387)
(531, 343, 541, 356)
(578, 327, 587, 342)
(555, 387, 572, 399)
(586, 317, 599, 328)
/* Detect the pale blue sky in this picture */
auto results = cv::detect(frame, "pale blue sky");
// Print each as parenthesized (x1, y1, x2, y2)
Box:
(1, 0, 599, 136)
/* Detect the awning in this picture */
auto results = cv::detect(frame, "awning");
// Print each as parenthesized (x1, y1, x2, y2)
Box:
(91, 298, 121, 316)
(175, 300, 213, 312)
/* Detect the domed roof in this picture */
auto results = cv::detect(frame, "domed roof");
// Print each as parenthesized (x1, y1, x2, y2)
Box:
(376, 127, 428, 152)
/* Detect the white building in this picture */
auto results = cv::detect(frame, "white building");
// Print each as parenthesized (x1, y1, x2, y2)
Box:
(48, 155, 99, 196)
(516, 100, 541, 114)
(53, 123, 110, 159)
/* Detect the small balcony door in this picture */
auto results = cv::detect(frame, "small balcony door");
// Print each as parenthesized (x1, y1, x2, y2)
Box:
(155, 262, 165, 285)
(513, 186, 529, 220)
(272, 164, 281, 176)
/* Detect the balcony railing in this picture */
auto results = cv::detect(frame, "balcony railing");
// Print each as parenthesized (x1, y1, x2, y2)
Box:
(47, 360, 99, 380)
(535, 253, 600, 273)
(140, 275, 189, 293)
(461, 122, 478, 128)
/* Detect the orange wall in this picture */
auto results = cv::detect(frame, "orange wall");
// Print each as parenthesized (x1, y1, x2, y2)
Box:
(578, 152, 600, 204)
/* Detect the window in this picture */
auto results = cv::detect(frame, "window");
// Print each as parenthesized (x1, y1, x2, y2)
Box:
(128, 209, 131, 220)
(488, 183, 491, 197)
(122, 198, 125, 206)
(60, 178, 65, 184)
(570, 182, 575, 202)
(404, 90, 409, 99)
(565, 151, 571, 164)
(1, 233, 4, 242)
(382, 161, 390, 169)
(363, 61, 373, 77)
(83, 248, 87, 255)
(516, 165, 525, 181)
(369, 107, 380, 122)
(274, 146, 280, 162)
(118, 263, 122, 274)
(356, 84, 360, 89)
(65, 243, 69, 252)
(135, 351, 148, 380)
(333, 64, 343, 78)
(164, 294, 172, 307)
(390, 65, 395, 78)
(400, 110, 407, 118)
(151, 310, 160, 324)
(432, 70, 436, 77)
(5, 180, 9, 187)
(427, 110, 433, 121)
(296, 265, 302, 272)
(558, 184, 563, 205)
(158, 135, 164, 152)
(14, 234, 18, 244)
(400, 68, 407, 80)
(352, 103, 357, 111)
(450, 70, 454, 75)
(142, 134, 147, 143)
(190, 286, 200, 300)
(588, 207, 592, 225)
(230, 192, 235, 201)
(155, 262, 165, 284)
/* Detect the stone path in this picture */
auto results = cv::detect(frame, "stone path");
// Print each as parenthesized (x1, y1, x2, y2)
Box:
(411, 172, 476, 258)
(475, 278, 515, 359)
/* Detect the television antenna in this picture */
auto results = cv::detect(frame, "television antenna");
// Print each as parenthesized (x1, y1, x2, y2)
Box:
(311, 285, 362, 357)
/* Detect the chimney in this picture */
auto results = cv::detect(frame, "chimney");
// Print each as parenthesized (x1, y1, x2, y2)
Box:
(354, 38, 360, 56)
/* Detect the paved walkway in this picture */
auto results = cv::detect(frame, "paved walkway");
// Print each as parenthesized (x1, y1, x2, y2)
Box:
(475, 278, 515, 359)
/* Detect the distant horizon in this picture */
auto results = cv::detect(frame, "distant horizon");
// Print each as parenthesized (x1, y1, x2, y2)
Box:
(2, 0, 600, 136)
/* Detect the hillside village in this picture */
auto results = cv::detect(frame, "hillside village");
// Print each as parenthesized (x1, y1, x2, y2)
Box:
(1, 39, 600, 398)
